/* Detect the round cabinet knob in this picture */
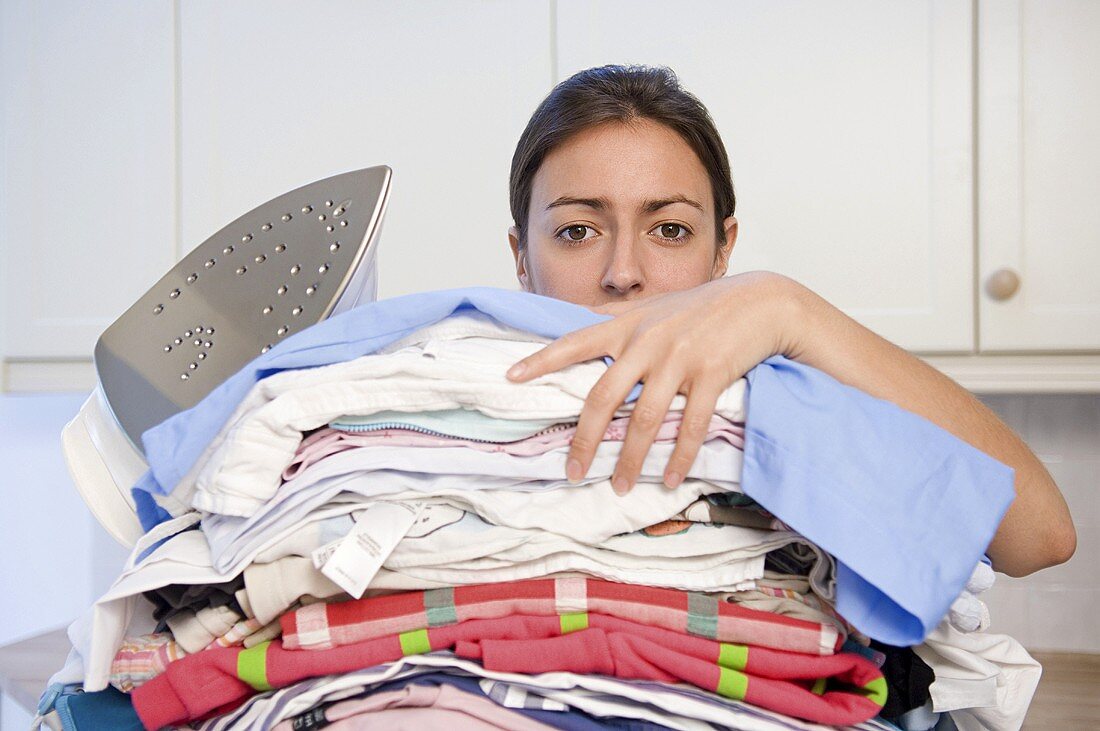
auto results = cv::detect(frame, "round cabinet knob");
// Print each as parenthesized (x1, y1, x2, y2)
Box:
(985, 267, 1021, 301)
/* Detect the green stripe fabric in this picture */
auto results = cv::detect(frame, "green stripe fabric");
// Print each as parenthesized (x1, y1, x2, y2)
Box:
(424, 587, 457, 626)
(715, 666, 748, 700)
(236, 641, 272, 691)
(717, 642, 749, 671)
(398, 628, 432, 656)
(686, 592, 719, 639)
(863, 675, 888, 706)
(559, 612, 589, 634)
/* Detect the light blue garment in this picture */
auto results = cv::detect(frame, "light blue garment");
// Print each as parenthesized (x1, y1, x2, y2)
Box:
(138, 288, 612, 505)
(742, 357, 1014, 645)
(133, 286, 1014, 645)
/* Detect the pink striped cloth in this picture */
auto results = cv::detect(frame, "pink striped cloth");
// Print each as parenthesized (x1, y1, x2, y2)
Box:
(282, 576, 840, 656)
(109, 633, 187, 693)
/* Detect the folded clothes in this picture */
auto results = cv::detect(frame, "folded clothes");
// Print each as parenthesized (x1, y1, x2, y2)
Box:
(329, 407, 568, 441)
(380, 511, 819, 594)
(204, 458, 743, 571)
(134, 289, 1015, 648)
(185, 326, 745, 519)
(54, 502, 789, 694)
(205, 493, 790, 593)
(137, 297, 745, 521)
(286, 412, 743, 480)
(193, 653, 900, 731)
(282, 576, 841, 655)
(132, 613, 884, 729)
(453, 614, 885, 726)
(273, 672, 667, 731)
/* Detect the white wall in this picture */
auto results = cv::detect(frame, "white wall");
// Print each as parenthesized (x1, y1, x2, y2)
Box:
(978, 394, 1100, 652)
(0, 393, 129, 731)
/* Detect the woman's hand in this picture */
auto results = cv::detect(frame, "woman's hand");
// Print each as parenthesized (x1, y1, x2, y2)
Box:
(506, 271, 802, 494)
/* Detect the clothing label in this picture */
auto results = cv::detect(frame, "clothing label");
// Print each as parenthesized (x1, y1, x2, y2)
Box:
(317, 501, 422, 598)
(291, 707, 328, 730)
(310, 537, 343, 570)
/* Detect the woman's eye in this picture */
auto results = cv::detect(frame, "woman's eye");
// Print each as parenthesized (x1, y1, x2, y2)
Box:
(653, 223, 690, 240)
(556, 225, 597, 243)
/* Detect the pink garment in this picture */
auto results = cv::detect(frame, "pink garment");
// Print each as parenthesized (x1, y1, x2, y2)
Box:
(284, 414, 744, 480)
(325, 708, 519, 730)
(271, 683, 552, 730)
(133, 613, 883, 729)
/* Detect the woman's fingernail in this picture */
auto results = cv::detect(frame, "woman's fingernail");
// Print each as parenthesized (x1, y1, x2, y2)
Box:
(566, 458, 583, 483)
(612, 475, 630, 495)
(506, 363, 526, 379)
(664, 471, 683, 489)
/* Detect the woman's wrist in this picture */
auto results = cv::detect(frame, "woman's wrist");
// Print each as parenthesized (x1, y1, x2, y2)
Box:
(736, 271, 817, 362)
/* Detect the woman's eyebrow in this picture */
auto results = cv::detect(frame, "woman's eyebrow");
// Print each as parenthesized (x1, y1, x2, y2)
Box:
(641, 195, 705, 214)
(544, 194, 704, 213)
(545, 196, 610, 211)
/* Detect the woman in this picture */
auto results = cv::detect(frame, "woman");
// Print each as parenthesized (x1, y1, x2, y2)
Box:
(504, 64, 1075, 578)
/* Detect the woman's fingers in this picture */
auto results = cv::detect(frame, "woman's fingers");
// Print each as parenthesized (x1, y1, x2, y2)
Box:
(611, 373, 682, 494)
(506, 321, 617, 382)
(662, 379, 725, 489)
(565, 357, 648, 485)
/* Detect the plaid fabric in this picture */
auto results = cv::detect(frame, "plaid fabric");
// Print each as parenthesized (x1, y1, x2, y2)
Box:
(282, 576, 841, 655)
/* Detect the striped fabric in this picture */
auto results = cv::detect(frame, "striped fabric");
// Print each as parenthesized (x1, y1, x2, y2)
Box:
(133, 612, 884, 729)
(282, 576, 841, 656)
(109, 634, 187, 693)
(194, 654, 902, 731)
(454, 612, 887, 726)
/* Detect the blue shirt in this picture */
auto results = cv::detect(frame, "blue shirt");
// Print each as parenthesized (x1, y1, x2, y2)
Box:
(133, 287, 1014, 646)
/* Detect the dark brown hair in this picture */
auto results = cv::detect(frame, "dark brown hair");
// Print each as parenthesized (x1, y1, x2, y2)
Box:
(509, 64, 735, 250)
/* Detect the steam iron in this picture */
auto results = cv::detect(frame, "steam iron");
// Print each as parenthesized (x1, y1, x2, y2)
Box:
(61, 166, 392, 546)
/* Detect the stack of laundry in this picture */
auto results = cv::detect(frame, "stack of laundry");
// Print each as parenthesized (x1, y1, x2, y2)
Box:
(40, 288, 1042, 731)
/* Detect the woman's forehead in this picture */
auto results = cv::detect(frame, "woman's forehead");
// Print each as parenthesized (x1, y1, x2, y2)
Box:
(531, 119, 713, 214)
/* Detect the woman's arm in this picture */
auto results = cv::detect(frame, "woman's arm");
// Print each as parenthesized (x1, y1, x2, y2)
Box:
(507, 271, 1076, 577)
(781, 275, 1076, 577)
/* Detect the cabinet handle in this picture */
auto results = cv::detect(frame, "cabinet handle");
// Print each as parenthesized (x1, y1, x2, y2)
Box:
(985, 268, 1021, 301)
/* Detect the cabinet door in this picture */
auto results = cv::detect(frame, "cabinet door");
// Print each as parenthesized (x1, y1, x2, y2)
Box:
(179, 0, 552, 301)
(556, 0, 975, 353)
(978, 0, 1100, 351)
(0, 0, 176, 359)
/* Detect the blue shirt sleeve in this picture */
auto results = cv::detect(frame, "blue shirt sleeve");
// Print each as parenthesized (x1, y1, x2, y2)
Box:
(741, 356, 1015, 645)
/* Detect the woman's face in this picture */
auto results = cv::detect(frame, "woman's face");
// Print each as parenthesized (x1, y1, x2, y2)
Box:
(509, 118, 737, 307)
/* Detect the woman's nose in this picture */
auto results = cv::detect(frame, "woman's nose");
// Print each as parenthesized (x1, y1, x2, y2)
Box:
(600, 236, 645, 297)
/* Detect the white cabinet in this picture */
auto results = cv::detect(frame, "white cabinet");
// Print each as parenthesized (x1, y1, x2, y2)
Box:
(0, 0, 551, 372)
(3, 0, 1099, 391)
(0, 0, 176, 360)
(177, 0, 551, 302)
(557, 0, 977, 353)
(977, 0, 1100, 351)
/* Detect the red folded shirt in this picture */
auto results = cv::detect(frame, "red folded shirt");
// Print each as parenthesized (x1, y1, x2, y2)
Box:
(134, 612, 883, 729)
